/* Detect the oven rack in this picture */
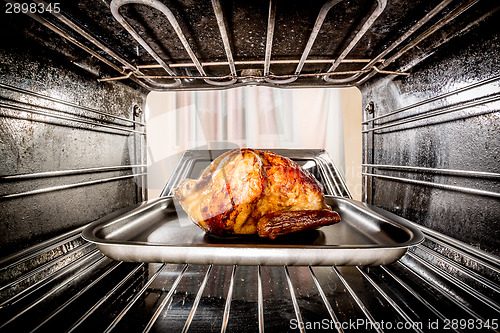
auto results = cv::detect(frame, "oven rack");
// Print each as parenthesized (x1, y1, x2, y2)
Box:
(11, 0, 488, 90)
(0, 211, 499, 332)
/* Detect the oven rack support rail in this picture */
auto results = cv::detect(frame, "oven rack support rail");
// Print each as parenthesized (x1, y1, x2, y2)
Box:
(7, 0, 493, 89)
(360, 73, 500, 203)
(0, 80, 148, 202)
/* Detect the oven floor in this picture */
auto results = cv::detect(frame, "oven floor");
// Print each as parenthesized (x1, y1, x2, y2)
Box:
(1, 225, 498, 332)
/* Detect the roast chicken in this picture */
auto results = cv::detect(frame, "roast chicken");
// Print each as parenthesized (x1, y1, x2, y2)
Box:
(173, 148, 340, 239)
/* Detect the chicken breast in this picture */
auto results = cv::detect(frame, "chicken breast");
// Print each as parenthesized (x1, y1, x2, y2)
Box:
(173, 148, 340, 239)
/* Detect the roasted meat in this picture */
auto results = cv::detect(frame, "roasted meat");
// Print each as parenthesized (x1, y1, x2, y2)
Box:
(173, 148, 340, 239)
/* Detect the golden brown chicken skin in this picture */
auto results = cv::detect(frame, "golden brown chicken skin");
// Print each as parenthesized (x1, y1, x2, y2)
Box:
(173, 148, 340, 238)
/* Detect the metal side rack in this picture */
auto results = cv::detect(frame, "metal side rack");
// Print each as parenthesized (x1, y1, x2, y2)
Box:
(1, 149, 499, 332)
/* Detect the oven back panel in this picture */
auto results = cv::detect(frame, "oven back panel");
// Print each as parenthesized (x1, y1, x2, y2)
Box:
(0, 22, 148, 256)
(360, 15, 500, 257)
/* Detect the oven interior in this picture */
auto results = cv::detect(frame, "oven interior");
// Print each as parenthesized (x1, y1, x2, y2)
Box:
(1, 0, 499, 331)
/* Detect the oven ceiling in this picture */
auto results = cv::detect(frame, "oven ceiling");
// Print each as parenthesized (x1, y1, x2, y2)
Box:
(6, 0, 497, 90)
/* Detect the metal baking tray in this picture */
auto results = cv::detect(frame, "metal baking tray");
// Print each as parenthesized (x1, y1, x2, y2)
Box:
(82, 195, 424, 266)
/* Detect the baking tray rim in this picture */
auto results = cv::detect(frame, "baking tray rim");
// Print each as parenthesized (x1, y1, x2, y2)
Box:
(90, 244, 411, 266)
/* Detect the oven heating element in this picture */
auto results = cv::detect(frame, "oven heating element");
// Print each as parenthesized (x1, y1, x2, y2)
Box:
(11, 0, 488, 89)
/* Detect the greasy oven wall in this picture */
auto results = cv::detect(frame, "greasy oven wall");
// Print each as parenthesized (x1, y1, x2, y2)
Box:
(359, 15, 500, 257)
(0, 19, 148, 256)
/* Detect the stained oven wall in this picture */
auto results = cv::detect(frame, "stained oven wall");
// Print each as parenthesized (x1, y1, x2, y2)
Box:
(0, 16, 148, 256)
(360, 15, 500, 256)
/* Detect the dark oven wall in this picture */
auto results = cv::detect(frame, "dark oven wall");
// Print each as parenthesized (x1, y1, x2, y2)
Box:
(359, 12, 500, 256)
(0, 12, 148, 256)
